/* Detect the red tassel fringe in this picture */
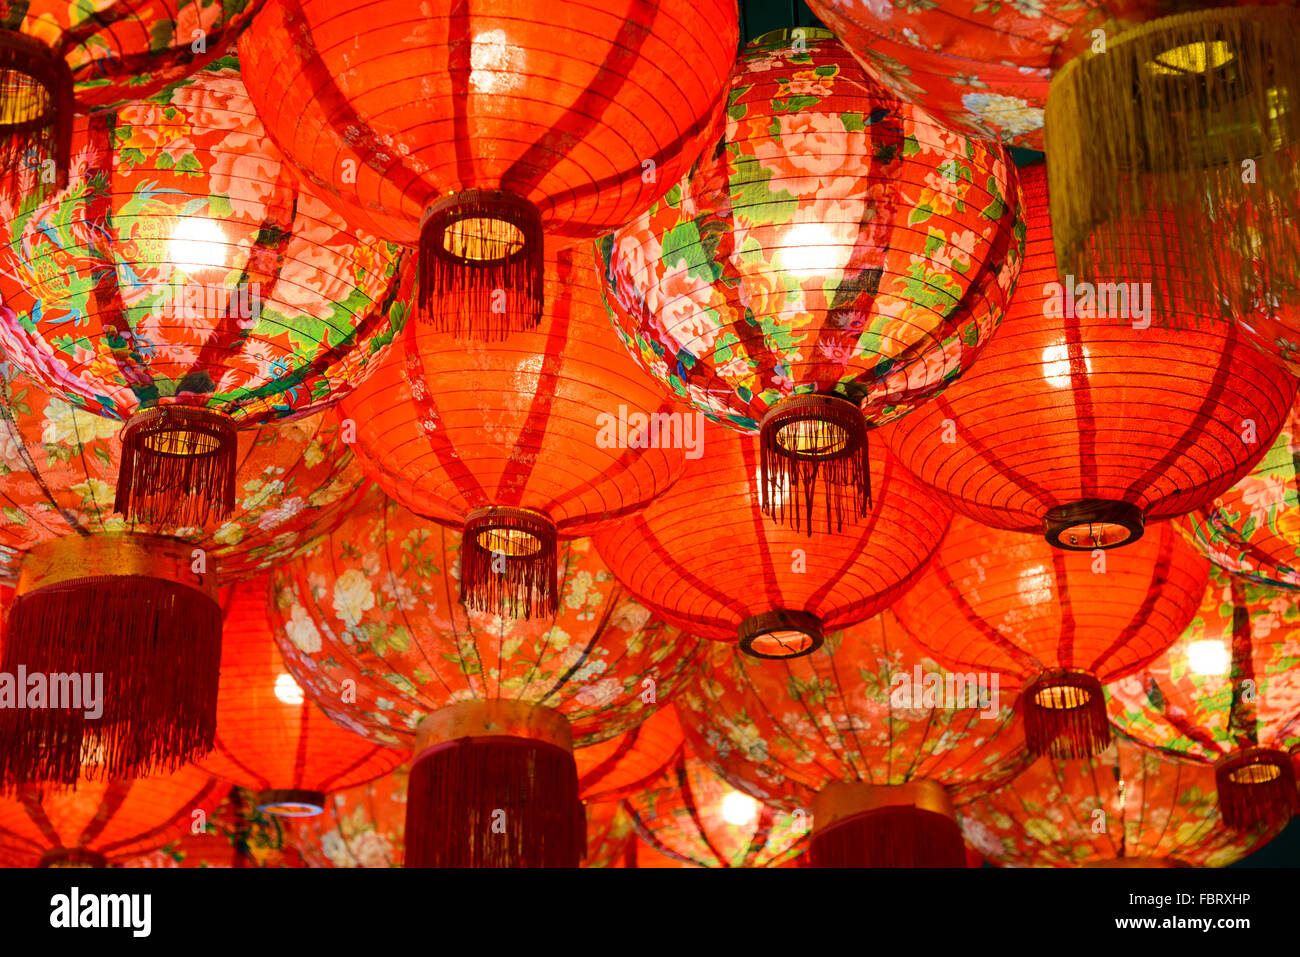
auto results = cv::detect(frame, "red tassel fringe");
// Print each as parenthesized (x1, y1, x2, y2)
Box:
(418, 189, 544, 340)
(404, 736, 582, 868)
(114, 406, 238, 527)
(0, 576, 221, 790)
(460, 508, 558, 620)
(1022, 670, 1111, 759)
(1215, 748, 1300, 830)
(0, 30, 72, 197)
(759, 395, 871, 536)
(810, 806, 966, 868)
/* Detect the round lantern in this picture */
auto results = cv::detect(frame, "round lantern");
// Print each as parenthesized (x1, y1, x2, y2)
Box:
(1183, 395, 1300, 589)
(807, 1, 1300, 325)
(619, 744, 809, 869)
(0, 765, 222, 867)
(1108, 569, 1300, 830)
(576, 704, 683, 804)
(198, 576, 405, 816)
(599, 27, 1024, 534)
(960, 733, 1282, 868)
(0, 0, 260, 190)
(886, 162, 1295, 550)
(676, 610, 1031, 867)
(121, 787, 307, 868)
(0, 58, 414, 527)
(237, 0, 737, 336)
(892, 514, 1210, 760)
(0, 364, 366, 789)
(267, 491, 707, 868)
(594, 417, 950, 659)
(289, 766, 409, 869)
(337, 245, 686, 619)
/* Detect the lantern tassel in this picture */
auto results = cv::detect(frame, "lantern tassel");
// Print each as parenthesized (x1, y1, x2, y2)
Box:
(1046, 6, 1300, 325)
(114, 406, 238, 527)
(1215, 747, 1300, 830)
(419, 189, 544, 340)
(461, 507, 558, 620)
(404, 736, 582, 868)
(0, 30, 73, 196)
(0, 576, 221, 790)
(1022, 670, 1111, 759)
(810, 807, 966, 868)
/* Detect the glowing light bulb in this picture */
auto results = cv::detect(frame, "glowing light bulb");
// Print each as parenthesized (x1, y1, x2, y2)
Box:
(777, 222, 849, 277)
(1187, 639, 1230, 676)
(1041, 343, 1091, 389)
(721, 790, 758, 827)
(169, 216, 230, 273)
(470, 29, 525, 94)
(274, 672, 305, 705)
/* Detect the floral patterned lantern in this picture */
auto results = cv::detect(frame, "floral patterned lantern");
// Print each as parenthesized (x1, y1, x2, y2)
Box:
(892, 514, 1210, 760)
(807, 1, 1300, 326)
(886, 163, 1295, 550)
(1183, 396, 1300, 589)
(1108, 569, 1300, 830)
(122, 787, 308, 868)
(237, 0, 737, 336)
(594, 418, 950, 659)
(0, 58, 414, 527)
(0, 765, 222, 867)
(336, 246, 685, 619)
(0, 0, 260, 190)
(288, 765, 409, 869)
(197, 576, 404, 816)
(267, 491, 707, 868)
(676, 611, 1031, 867)
(960, 734, 1282, 868)
(599, 27, 1024, 534)
(0, 364, 367, 789)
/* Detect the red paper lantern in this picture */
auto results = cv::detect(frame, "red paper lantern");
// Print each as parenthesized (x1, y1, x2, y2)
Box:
(0, 0, 260, 190)
(197, 576, 404, 817)
(1108, 569, 1300, 830)
(237, 0, 737, 335)
(267, 491, 706, 867)
(577, 705, 683, 805)
(337, 246, 686, 618)
(0, 366, 366, 789)
(892, 514, 1210, 759)
(0, 766, 223, 868)
(0, 59, 414, 526)
(121, 787, 307, 868)
(885, 163, 1295, 550)
(676, 611, 1031, 867)
(960, 734, 1282, 868)
(598, 27, 1024, 533)
(594, 418, 950, 659)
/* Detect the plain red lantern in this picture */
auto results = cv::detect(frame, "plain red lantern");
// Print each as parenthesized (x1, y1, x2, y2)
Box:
(892, 514, 1210, 759)
(576, 705, 683, 805)
(237, 0, 737, 335)
(337, 246, 687, 619)
(593, 417, 950, 659)
(885, 162, 1296, 550)
(197, 576, 405, 817)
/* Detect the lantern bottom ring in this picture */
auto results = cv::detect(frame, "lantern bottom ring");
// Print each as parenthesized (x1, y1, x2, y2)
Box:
(1043, 499, 1144, 550)
(738, 610, 824, 659)
(762, 394, 865, 462)
(255, 789, 326, 817)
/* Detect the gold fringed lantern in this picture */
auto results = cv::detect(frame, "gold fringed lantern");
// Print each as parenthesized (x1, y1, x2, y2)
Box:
(1046, 6, 1300, 322)
(812, 781, 964, 869)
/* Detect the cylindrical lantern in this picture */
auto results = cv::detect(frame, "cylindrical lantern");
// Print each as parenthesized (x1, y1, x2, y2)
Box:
(1182, 395, 1300, 589)
(237, 0, 737, 335)
(1108, 569, 1300, 830)
(892, 515, 1209, 759)
(599, 27, 1024, 533)
(596, 418, 950, 659)
(806, 1, 1300, 325)
(677, 611, 1031, 866)
(886, 163, 1295, 549)
(0, 365, 366, 788)
(198, 576, 404, 816)
(336, 246, 686, 619)
(960, 734, 1283, 868)
(0, 0, 260, 191)
(0, 766, 223, 868)
(267, 491, 706, 867)
(0, 59, 414, 526)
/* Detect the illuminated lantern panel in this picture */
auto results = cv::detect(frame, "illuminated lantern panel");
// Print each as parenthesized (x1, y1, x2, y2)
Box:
(120, 788, 308, 868)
